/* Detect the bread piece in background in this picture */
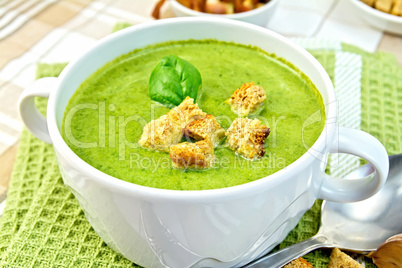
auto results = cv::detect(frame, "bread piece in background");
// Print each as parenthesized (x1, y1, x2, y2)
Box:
(391, 0, 402, 15)
(374, 0, 393, 13)
(178, 0, 207, 11)
(361, 0, 375, 6)
(205, 0, 234, 14)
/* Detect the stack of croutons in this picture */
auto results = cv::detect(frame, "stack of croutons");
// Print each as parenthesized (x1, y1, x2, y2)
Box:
(139, 82, 270, 169)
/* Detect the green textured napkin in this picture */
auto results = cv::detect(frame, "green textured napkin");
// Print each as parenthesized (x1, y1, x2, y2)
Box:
(0, 46, 401, 267)
(0, 63, 138, 268)
(343, 44, 402, 155)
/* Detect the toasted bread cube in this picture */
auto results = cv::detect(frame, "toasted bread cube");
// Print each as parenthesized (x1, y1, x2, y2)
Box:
(168, 97, 207, 128)
(170, 140, 215, 169)
(361, 0, 375, 7)
(327, 248, 364, 268)
(139, 97, 205, 152)
(139, 115, 182, 152)
(183, 114, 226, 147)
(375, 0, 393, 13)
(226, 118, 270, 160)
(205, 0, 234, 14)
(391, 0, 402, 15)
(284, 257, 313, 268)
(225, 82, 266, 117)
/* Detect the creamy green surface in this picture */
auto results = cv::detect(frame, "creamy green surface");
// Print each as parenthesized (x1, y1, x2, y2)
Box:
(62, 40, 325, 190)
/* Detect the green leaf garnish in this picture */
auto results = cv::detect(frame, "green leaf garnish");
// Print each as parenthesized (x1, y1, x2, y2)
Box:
(149, 55, 202, 107)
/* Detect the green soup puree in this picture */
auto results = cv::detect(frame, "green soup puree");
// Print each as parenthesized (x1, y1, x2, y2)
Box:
(62, 40, 325, 190)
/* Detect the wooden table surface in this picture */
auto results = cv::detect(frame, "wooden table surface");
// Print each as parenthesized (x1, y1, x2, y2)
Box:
(0, 33, 401, 202)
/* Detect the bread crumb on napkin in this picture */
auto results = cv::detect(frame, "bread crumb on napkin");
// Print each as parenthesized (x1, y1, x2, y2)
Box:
(283, 257, 313, 268)
(327, 248, 364, 268)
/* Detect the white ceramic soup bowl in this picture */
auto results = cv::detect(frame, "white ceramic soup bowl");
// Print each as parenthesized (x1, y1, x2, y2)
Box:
(19, 18, 389, 268)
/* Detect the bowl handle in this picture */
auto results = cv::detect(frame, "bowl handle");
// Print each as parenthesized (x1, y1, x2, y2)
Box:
(319, 127, 389, 202)
(18, 77, 57, 144)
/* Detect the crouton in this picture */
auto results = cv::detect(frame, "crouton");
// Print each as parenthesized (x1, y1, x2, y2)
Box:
(205, 0, 234, 14)
(391, 0, 402, 16)
(183, 114, 226, 147)
(170, 140, 215, 169)
(327, 248, 364, 268)
(283, 257, 313, 268)
(139, 97, 206, 152)
(225, 82, 266, 117)
(226, 118, 270, 159)
(168, 97, 207, 127)
(374, 0, 393, 13)
(361, 0, 375, 6)
(138, 114, 182, 152)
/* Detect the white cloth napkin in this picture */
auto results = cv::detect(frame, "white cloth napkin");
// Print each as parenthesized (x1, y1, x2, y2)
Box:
(268, 0, 384, 52)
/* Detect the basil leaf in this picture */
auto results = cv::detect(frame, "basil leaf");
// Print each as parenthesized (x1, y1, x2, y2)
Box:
(149, 55, 202, 106)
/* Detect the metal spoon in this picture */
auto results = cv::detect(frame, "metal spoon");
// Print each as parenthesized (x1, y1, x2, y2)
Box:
(245, 154, 402, 268)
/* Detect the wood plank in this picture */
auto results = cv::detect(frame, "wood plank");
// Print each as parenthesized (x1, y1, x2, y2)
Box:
(0, 142, 18, 200)
(378, 33, 402, 65)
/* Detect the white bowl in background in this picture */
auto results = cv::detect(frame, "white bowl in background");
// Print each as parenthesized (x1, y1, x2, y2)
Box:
(170, 0, 280, 26)
(347, 0, 402, 35)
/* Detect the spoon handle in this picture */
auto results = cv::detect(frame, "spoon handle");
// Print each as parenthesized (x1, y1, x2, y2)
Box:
(244, 235, 332, 268)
